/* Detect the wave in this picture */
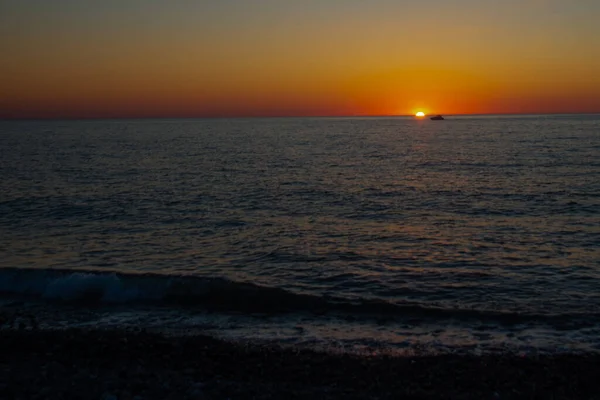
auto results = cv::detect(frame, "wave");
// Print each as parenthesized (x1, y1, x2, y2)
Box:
(0, 267, 598, 327)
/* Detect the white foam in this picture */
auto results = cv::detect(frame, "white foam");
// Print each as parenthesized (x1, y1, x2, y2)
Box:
(0, 268, 168, 303)
(42, 272, 140, 303)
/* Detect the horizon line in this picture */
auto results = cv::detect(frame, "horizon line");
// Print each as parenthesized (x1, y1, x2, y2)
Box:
(1, 111, 600, 122)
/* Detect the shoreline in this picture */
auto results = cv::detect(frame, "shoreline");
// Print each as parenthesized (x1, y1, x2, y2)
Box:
(2, 328, 599, 399)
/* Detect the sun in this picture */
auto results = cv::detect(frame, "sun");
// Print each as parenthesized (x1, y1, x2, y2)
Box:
(415, 111, 425, 117)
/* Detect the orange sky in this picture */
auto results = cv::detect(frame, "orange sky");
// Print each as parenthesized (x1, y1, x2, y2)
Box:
(1, 0, 600, 118)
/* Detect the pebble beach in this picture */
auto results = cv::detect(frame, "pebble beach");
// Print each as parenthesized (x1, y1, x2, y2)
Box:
(2, 322, 600, 400)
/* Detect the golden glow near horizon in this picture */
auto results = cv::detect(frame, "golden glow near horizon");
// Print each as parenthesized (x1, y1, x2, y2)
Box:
(416, 112, 426, 117)
(1, 1, 600, 118)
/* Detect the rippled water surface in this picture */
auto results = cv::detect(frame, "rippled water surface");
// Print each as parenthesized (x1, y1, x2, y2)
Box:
(1, 116, 600, 352)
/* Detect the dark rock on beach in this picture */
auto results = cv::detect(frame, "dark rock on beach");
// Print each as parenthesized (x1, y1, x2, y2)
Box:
(1, 327, 600, 399)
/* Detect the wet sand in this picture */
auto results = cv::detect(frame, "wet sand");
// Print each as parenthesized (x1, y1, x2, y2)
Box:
(1, 328, 599, 400)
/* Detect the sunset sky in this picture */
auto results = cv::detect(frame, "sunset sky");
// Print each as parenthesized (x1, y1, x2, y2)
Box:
(2, 0, 600, 118)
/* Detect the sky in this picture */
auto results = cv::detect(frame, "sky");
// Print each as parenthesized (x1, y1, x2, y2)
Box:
(1, 0, 600, 118)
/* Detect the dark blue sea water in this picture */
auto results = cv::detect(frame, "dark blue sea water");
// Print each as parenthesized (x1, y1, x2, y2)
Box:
(1, 115, 600, 354)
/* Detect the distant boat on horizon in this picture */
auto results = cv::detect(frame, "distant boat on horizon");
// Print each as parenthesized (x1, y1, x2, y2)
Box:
(430, 115, 444, 120)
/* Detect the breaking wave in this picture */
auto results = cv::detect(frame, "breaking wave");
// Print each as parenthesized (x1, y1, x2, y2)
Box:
(1, 267, 599, 329)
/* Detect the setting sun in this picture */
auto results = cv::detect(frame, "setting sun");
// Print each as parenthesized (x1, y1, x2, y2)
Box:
(415, 112, 425, 117)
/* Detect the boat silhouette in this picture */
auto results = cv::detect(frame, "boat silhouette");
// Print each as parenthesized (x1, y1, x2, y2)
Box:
(430, 115, 444, 120)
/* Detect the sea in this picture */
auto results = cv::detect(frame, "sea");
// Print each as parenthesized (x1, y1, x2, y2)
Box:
(1, 115, 599, 355)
